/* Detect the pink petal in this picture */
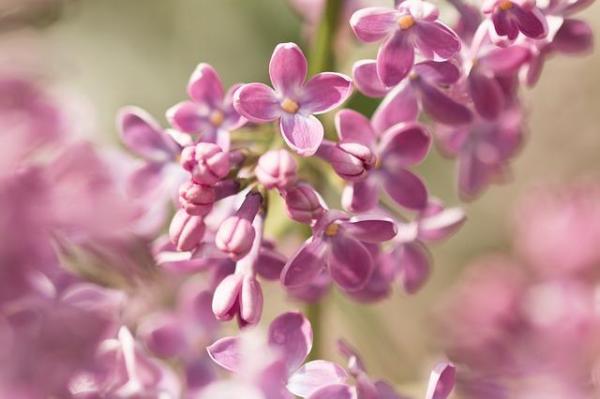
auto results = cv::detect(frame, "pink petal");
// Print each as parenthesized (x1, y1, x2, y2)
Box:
(478, 46, 530, 75)
(396, 242, 431, 294)
(377, 31, 415, 87)
(382, 168, 428, 210)
(350, 7, 399, 42)
(281, 238, 328, 288)
(414, 79, 472, 125)
(342, 177, 380, 213)
(301, 72, 353, 114)
(268, 312, 313, 372)
(418, 207, 466, 242)
(269, 42, 308, 95)
(287, 360, 348, 397)
(425, 362, 456, 399)
(513, 6, 547, 39)
(352, 59, 389, 98)
(166, 101, 210, 133)
(206, 336, 240, 372)
(329, 235, 374, 291)
(187, 63, 224, 107)
(118, 106, 178, 161)
(372, 82, 419, 133)
(414, 21, 461, 59)
(553, 19, 594, 54)
(342, 218, 397, 243)
(256, 244, 287, 281)
(335, 109, 375, 145)
(233, 83, 281, 122)
(413, 61, 461, 85)
(308, 384, 354, 399)
(468, 70, 505, 120)
(380, 122, 431, 166)
(280, 113, 324, 157)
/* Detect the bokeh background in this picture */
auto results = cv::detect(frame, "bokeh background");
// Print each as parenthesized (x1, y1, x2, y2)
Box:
(2, 0, 599, 391)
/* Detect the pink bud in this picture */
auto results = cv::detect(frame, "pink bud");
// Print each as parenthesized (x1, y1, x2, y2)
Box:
(256, 149, 298, 189)
(283, 182, 325, 224)
(211, 273, 263, 327)
(169, 209, 205, 251)
(180, 142, 230, 186)
(215, 192, 262, 260)
(317, 141, 375, 182)
(215, 216, 256, 260)
(178, 181, 216, 216)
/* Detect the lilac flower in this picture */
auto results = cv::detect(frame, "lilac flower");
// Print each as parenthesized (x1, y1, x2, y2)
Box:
(208, 312, 348, 398)
(281, 210, 397, 291)
(350, 0, 461, 86)
(435, 105, 524, 200)
(482, 0, 548, 42)
(167, 63, 246, 151)
(180, 142, 231, 186)
(334, 109, 432, 212)
(256, 149, 298, 190)
(234, 43, 352, 156)
(353, 59, 473, 126)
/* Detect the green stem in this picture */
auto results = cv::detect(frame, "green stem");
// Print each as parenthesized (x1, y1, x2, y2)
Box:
(305, 0, 344, 359)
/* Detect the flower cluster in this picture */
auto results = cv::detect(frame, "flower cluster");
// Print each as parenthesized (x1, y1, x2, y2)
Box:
(0, 0, 595, 398)
(437, 182, 600, 398)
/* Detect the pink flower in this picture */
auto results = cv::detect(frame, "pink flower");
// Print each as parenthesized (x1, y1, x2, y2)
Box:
(350, 0, 461, 86)
(234, 43, 352, 156)
(482, 0, 548, 42)
(167, 63, 246, 151)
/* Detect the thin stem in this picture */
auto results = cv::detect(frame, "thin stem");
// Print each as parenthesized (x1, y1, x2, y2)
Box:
(306, 300, 323, 360)
(308, 0, 343, 75)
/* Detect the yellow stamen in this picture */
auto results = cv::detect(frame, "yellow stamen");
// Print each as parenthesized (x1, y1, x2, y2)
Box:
(210, 110, 225, 127)
(499, 0, 513, 11)
(398, 15, 416, 30)
(281, 98, 300, 114)
(325, 223, 340, 237)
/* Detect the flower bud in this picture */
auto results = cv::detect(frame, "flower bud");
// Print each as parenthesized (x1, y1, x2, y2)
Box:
(211, 273, 263, 327)
(169, 209, 205, 251)
(215, 192, 262, 260)
(178, 181, 215, 216)
(317, 141, 375, 182)
(180, 142, 230, 186)
(283, 182, 325, 224)
(255, 149, 298, 189)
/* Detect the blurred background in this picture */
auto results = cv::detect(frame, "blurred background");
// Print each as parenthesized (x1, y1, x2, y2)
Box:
(2, 0, 599, 390)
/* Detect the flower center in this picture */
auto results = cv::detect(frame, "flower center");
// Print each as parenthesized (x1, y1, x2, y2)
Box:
(499, 0, 513, 10)
(325, 223, 340, 237)
(398, 15, 415, 30)
(281, 98, 300, 114)
(210, 110, 225, 127)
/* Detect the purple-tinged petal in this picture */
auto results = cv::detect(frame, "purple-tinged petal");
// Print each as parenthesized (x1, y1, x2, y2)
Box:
(127, 162, 164, 198)
(553, 18, 594, 54)
(287, 360, 349, 397)
(329, 235, 373, 291)
(301, 73, 353, 114)
(342, 177, 380, 213)
(513, 6, 547, 39)
(413, 60, 461, 85)
(268, 312, 313, 372)
(492, 11, 519, 40)
(187, 63, 224, 107)
(269, 42, 308, 95)
(356, 374, 379, 399)
(468, 71, 505, 120)
(478, 46, 530, 75)
(425, 362, 456, 399)
(352, 59, 390, 98)
(138, 313, 186, 358)
(233, 83, 281, 122)
(374, 380, 404, 399)
(419, 207, 466, 242)
(457, 151, 491, 200)
(380, 122, 431, 166)
(256, 243, 287, 280)
(414, 78, 472, 125)
(377, 31, 415, 87)
(382, 168, 428, 210)
(206, 336, 240, 372)
(280, 113, 324, 157)
(396, 242, 431, 294)
(335, 109, 376, 145)
(281, 237, 328, 288)
(413, 21, 461, 59)
(342, 218, 397, 243)
(372, 82, 419, 133)
(308, 384, 354, 399)
(166, 101, 210, 134)
(118, 106, 178, 161)
(350, 7, 399, 42)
